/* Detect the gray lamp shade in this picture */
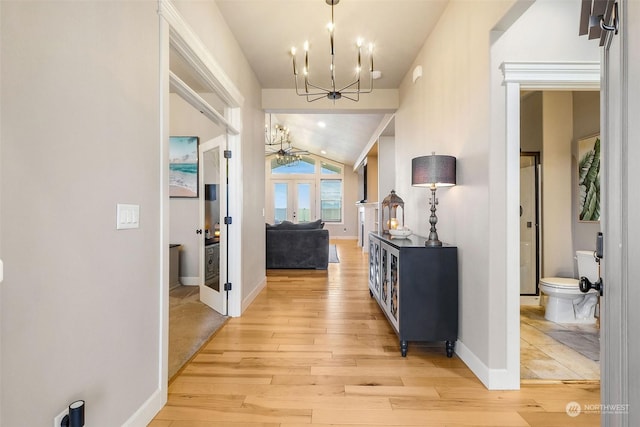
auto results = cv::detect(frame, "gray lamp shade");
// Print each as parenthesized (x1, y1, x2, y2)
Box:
(411, 155, 456, 187)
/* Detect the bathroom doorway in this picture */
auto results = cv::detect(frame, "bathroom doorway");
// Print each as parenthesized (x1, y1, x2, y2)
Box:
(518, 90, 601, 381)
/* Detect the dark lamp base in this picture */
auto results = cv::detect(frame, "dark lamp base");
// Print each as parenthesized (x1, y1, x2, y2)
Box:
(425, 239, 442, 247)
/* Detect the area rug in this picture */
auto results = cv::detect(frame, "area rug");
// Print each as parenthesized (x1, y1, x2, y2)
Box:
(329, 244, 340, 263)
(169, 286, 228, 379)
(547, 330, 600, 361)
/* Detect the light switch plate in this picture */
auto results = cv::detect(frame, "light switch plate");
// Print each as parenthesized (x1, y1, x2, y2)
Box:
(116, 204, 140, 230)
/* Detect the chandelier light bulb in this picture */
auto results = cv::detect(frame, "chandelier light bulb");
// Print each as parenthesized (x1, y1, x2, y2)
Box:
(290, 47, 296, 55)
(303, 41, 309, 51)
(369, 43, 374, 53)
(327, 22, 334, 33)
(357, 38, 363, 48)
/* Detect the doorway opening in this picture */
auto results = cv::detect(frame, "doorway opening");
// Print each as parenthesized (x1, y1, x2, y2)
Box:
(501, 63, 600, 387)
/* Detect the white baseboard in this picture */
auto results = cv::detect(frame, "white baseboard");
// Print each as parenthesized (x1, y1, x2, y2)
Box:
(179, 276, 199, 286)
(242, 275, 267, 313)
(329, 235, 358, 240)
(520, 295, 541, 306)
(122, 387, 165, 427)
(455, 340, 520, 390)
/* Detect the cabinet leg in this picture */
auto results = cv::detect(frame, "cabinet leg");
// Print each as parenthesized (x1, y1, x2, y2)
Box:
(446, 340, 455, 358)
(400, 340, 408, 357)
(369, 289, 373, 298)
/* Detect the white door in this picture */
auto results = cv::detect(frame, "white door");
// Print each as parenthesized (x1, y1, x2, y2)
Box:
(199, 136, 227, 315)
(272, 180, 316, 224)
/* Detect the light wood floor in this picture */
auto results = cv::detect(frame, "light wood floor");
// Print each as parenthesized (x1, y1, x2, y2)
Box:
(520, 306, 600, 381)
(150, 239, 600, 426)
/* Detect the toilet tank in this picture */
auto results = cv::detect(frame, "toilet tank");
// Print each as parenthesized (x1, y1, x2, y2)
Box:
(576, 250, 598, 282)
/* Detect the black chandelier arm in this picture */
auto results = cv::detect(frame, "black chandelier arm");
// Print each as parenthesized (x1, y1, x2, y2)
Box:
(290, 0, 374, 102)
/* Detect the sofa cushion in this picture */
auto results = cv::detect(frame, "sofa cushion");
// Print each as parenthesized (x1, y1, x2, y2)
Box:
(267, 219, 324, 230)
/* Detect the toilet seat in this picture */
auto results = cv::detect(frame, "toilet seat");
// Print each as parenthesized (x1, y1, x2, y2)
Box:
(540, 277, 579, 289)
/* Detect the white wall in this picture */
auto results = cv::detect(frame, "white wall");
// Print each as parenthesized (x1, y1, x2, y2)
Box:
(1, 2, 161, 425)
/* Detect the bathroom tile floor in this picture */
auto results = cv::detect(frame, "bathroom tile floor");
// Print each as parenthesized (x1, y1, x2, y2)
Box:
(521, 305, 600, 381)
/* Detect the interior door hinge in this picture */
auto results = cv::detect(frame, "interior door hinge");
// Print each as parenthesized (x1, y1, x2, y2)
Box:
(224, 150, 232, 159)
(224, 216, 232, 225)
(224, 282, 232, 291)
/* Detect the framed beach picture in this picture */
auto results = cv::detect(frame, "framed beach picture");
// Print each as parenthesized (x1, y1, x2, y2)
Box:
(169, 136, 199, 198)
(577, 134, 600, 222)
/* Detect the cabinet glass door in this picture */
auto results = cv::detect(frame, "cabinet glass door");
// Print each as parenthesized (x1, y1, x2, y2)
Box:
(373, 240, 381, 296)
(389, 248, 400, 330)
(381, 246, 389, 308)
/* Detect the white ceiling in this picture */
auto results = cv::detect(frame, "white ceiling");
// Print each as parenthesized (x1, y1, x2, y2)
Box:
(213, 1, 448, 165)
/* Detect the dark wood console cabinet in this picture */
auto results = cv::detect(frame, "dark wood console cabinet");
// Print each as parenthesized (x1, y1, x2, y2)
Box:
(368, 232, 458, 357)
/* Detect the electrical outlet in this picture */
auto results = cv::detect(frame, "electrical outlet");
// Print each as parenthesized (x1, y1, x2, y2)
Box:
(53, 408, 68, 427)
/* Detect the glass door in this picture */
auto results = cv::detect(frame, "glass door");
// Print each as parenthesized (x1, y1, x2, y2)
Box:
(520, 153, 540, 295)
(272, 180, 315, 224)
(199, 135, 227, 315)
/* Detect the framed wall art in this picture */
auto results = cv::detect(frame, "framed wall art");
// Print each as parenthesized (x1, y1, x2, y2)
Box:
(169, 136, 199, 198)
(577, 134, 600, 222)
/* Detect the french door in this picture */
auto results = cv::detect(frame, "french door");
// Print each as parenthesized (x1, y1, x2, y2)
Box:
(199, 135, 228, 315)
(272, 180, 316, 224)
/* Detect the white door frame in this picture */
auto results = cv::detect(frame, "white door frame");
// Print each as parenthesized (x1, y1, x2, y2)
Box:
(501, 61, 600, 389)
(157, 0, 244, 407)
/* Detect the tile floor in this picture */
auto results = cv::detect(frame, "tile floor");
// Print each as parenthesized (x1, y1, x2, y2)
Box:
(520, 305, 600, 381)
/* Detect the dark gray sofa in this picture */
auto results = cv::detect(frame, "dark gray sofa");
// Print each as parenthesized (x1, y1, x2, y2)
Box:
(266, 220, 329, 269)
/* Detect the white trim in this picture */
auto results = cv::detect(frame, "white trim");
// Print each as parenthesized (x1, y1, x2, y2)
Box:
(500, 61, 600, 390)
(156, 3, 245, 426)
(157, 10, 170, 421)
(226, 107, 243, 317)
(178, 276, 199, 286)
(169, 72, 240, 135)
(122, 388, 164, 427)
(520, 295, 541, 306)
(501, 62, 601, 90)
(456, 341, 514, 390)
(242, 276, 267, 313)
(158, 0, 244, 108)
(353, 113, 395, 171)
(329, 235, 358, 240)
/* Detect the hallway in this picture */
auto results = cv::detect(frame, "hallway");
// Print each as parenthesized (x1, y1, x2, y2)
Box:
(151, 239, 600, 426)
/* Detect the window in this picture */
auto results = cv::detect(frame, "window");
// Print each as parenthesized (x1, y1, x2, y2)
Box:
(270, 156, 315, 174)
(320, 179, 342, 222)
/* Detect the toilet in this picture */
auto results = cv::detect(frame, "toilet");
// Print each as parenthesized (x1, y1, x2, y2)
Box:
(539, 250, 599, 324)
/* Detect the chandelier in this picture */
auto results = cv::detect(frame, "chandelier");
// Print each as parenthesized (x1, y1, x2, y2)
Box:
(290, 0, 374, 102)
(265, 116, 303, 167)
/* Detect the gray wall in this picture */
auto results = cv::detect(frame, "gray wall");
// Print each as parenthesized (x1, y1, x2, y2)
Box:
(0, 0, 266, 424)
(1, 2, 161, 425)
